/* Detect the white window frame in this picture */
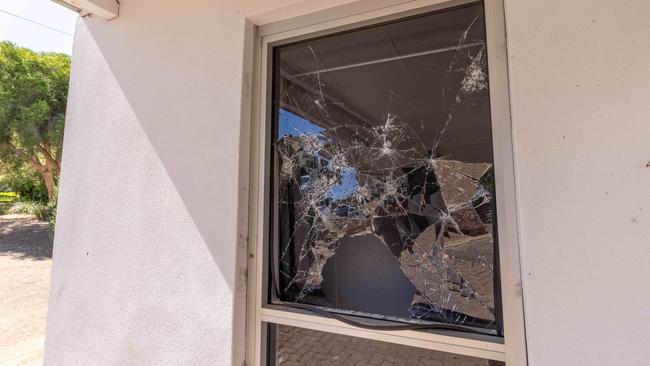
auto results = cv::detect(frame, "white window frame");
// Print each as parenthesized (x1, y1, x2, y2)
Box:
(244, 1, 527, 365)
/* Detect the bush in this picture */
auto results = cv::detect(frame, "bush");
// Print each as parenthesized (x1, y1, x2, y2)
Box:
(0, 165, 49, 203)
(8, 200, 53, 221)
(0, 166, 58, 230)
(0, 193, 16, 215)
(47, 202, 57, 231)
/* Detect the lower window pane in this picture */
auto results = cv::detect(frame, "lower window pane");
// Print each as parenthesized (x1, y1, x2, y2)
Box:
(268, 324, 504, 366)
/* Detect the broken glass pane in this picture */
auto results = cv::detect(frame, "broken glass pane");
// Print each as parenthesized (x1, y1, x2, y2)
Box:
(271, 3, 500, 332)
(269, 324, 505, 366)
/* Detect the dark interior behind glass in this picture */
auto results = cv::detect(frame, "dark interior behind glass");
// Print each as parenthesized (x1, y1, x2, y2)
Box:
(269, 2, 501, 334)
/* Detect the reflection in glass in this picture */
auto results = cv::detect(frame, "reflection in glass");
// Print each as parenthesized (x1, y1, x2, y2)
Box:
(271, 3, 500, 332)
(269, 324, 505, 366)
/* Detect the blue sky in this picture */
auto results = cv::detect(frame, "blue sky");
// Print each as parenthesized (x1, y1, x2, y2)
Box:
(0, 0, 78, 54)
(277, 108, 324, 138)
(278, 109, 358, 200)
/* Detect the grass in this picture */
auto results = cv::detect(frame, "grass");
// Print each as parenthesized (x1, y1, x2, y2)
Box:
(8, 201, 52, 221)
(0, 192, 56, 229)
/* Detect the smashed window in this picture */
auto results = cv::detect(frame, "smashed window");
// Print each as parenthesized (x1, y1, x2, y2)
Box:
(269, 3, 501, 334)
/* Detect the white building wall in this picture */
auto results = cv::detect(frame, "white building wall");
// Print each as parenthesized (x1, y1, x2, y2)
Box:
(45, 0, 650, 365)
(43, 0, 292, 364)
(505, 1, 650, 365)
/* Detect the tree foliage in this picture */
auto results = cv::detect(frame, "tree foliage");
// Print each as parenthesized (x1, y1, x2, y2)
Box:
(0, 41, 69, 203)
(0, 164, 48, 202)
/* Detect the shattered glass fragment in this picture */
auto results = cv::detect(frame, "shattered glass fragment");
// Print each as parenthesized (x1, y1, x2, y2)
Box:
(461, 47, 488, 94)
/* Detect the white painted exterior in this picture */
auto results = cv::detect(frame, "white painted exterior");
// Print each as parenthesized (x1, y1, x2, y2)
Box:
(45, 0, 650, 365)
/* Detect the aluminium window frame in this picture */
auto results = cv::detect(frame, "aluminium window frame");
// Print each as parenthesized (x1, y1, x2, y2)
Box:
(244, 1, 527, 365)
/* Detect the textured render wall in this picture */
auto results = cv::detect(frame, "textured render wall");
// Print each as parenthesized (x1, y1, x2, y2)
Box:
(45, 0, 650, 365)
(505, 0, 650, 365)
(42, 0, 310, 364)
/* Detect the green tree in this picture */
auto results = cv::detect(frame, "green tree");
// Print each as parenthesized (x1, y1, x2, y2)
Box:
(0, 41, 69, 203)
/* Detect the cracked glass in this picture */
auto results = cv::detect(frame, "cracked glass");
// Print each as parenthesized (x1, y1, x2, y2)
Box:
(269, 2, 501, 333)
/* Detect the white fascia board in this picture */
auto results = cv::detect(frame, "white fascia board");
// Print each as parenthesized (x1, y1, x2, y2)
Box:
(51, 0, 118, 20)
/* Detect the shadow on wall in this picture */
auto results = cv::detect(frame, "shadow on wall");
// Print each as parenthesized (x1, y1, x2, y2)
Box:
(79, 2, 252, 290)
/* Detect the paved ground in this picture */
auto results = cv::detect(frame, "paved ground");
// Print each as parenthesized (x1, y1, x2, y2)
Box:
(0, 214, 53, 366)
(275, 325, 502, 366)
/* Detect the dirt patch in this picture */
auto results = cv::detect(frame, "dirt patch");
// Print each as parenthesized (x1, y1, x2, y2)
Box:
(0, 214, 53, 366)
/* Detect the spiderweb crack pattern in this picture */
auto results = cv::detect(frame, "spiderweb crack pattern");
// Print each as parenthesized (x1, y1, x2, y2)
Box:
(274, 9, 495, 328)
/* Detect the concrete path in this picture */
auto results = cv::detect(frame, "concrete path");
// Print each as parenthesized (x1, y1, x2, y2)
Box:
(0, 214, 53, 366)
